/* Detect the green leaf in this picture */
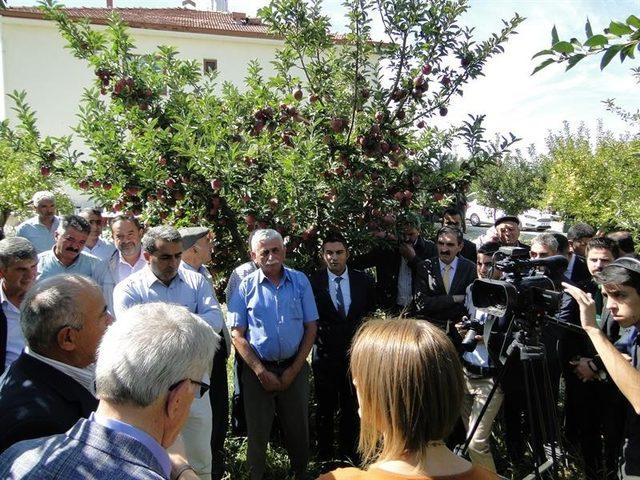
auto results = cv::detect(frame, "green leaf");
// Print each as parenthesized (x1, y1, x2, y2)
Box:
(585, 18, 593, 38)
(627, 15, 640, 29)
(551, 25, 559, 46)
(623, 43, 636, 60)
(532, 58, 555, 75)
(609, 21, 633, 36)
(601, 44, 623, 69)
(552, 41, 574, 54)
(565, 54, 586, 71)
(532, 49, 554, 59)
(584, 34, 608, 47)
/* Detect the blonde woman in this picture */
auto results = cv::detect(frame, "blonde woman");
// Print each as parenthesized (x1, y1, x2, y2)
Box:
(318, 319, 497, 480)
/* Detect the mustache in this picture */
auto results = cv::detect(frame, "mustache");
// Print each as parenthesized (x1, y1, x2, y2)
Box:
(65, 247, 80, 253)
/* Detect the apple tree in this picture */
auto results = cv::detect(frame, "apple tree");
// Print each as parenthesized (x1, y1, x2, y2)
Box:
(23, 0, 523, 288)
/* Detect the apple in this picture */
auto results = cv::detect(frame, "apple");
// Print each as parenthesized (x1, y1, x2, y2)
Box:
(245, 214, 256, 225)
(78, 180, 89, 190)
(40, 166, 51, 177)
(210, 178, 223, 190)
(422, 64, 432, 75)
(158, 156, 167, 166)
(293, 87, 303, 101)
(103, 182, 112, 191)
(417, 120, 426, 129)
(383, 214, 396, 225)
(92, 180, 102, 188)
(165, 178, 176, 188)
(439, 107, 448, 117)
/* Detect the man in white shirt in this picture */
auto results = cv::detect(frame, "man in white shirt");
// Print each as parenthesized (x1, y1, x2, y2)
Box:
(108, 215, 146, 284)
(0, 237, 38, 373)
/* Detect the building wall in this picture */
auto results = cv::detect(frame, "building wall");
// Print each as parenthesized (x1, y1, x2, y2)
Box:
(1, 15, 282, 140)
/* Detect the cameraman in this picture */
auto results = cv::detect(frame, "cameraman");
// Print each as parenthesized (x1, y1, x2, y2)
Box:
(564, 258, 640, 480)
(458, 241, 506, 472)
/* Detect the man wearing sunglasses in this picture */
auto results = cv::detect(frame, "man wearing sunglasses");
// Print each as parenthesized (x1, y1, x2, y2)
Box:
(0, 302, 217, 480)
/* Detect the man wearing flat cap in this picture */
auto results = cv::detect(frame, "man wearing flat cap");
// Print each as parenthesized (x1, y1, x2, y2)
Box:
(180, 226, 231, 480)
(494, 216, 530, 252)
(15, 191, 61, 254)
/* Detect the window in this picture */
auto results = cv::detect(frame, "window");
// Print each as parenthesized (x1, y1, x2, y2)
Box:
(203, 59, 218, 74)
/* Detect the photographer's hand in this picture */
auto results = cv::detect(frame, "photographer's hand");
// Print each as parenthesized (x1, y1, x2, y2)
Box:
(562, 282, 597, 330)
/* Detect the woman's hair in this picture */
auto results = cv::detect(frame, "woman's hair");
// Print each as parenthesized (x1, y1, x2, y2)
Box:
(350, 318, 464, 468)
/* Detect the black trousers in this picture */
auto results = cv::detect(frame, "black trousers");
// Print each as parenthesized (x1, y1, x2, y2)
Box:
(565, 376, 626, 480)
(210, 339, 229, 461)
(312, 358, 360, 463)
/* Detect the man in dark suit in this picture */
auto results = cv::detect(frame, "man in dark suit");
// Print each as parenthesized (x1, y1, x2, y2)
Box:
(353, 213, 436, 313)
(553, 232, 592, 287)
(0, 302, 217, 480)
(0, 274, 111, 453)
(413, 226, 477, 330)
(441, 207, 477, 263)
(310, 232, 376, 464)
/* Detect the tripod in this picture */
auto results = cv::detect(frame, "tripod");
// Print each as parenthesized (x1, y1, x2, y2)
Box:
(460, 322, 566, 480)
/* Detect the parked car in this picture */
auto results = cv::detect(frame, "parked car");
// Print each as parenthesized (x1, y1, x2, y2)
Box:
(465, 200, 503, 227)
(518, 209, 552, 231)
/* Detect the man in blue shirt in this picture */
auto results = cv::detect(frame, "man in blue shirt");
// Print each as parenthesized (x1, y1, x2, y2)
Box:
(0, 301, 216, 480)
(113, 225, 223, 478)
(15, 191, 60, 254)
(228, 228, 318, 480)
(37, 215, 115, 314)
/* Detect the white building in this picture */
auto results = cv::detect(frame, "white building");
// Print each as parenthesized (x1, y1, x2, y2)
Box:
(0, 2, 282, 140)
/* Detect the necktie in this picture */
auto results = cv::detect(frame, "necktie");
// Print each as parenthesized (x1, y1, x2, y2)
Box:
(442, 264, 452, 294)
(335, 276, 346, 318)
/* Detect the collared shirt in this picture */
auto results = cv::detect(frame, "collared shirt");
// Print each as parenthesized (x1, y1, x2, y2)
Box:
(1, 282, 24, 370)
(25, 346, 96, 394)
(91, 412, 171, 479)
(84, 238, 117, 263)
(327, 266, 351, 315)
(439, 256, 460, 292)
(116, 251, 147, 284)
(38, 248, 109, 283)
(113, 265, 223, 332)
(228, 266, 319, 361)
(14, 215, 60, 254)
(396, 257, 413, 307)
(225, 261, 258, 304)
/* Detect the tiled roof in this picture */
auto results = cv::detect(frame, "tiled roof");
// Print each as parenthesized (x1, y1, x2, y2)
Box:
(1, 7, 277, 40)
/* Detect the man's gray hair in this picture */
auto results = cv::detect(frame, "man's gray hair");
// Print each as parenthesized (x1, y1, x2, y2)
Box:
(141, 226, 182, 254)
(31, 190, 55, 206)
(0, 237, 37, 269)
(56, 215, 91, 236)
(21, 274, 100, 352)
(250, 229, 283, 252)
(96, 303, 217, 407)
(531, 232, 559, 254)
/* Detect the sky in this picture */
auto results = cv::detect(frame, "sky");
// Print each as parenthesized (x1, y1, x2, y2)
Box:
(7, 0, 640, 153)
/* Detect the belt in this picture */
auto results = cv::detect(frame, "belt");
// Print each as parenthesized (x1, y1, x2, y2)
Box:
(262, 356, 296, 369)
(463, 359, 495, 378)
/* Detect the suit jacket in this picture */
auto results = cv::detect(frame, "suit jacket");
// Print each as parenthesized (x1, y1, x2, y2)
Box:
(0, 304, 6, 376)
(0, 352, 98, 453)
(0, 417, 167, 479)
(460, 238, 477, 264)
(352, 236, 436, 311)
(569, 254, 592, 287)
(413, 256, 477, 326)
(310, 268, 376, 363)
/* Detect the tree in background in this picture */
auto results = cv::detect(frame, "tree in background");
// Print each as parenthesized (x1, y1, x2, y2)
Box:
(540, 122, 640, 233)
(10, 0, 522, 290)
(471, 149, 547, 215)
(0, 91, 71, 234)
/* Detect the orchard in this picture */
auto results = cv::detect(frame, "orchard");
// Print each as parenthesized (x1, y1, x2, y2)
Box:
(6, 0, 522, 290)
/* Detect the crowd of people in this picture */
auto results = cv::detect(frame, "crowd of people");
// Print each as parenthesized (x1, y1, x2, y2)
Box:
(0, 190, 638, 480)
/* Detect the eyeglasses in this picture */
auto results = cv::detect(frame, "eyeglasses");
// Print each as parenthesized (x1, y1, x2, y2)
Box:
(169, 378, 210, 398)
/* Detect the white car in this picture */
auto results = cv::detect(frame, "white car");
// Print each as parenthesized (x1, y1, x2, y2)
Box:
(518, 209, 552, 231)
(465, 200, 504, 227)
